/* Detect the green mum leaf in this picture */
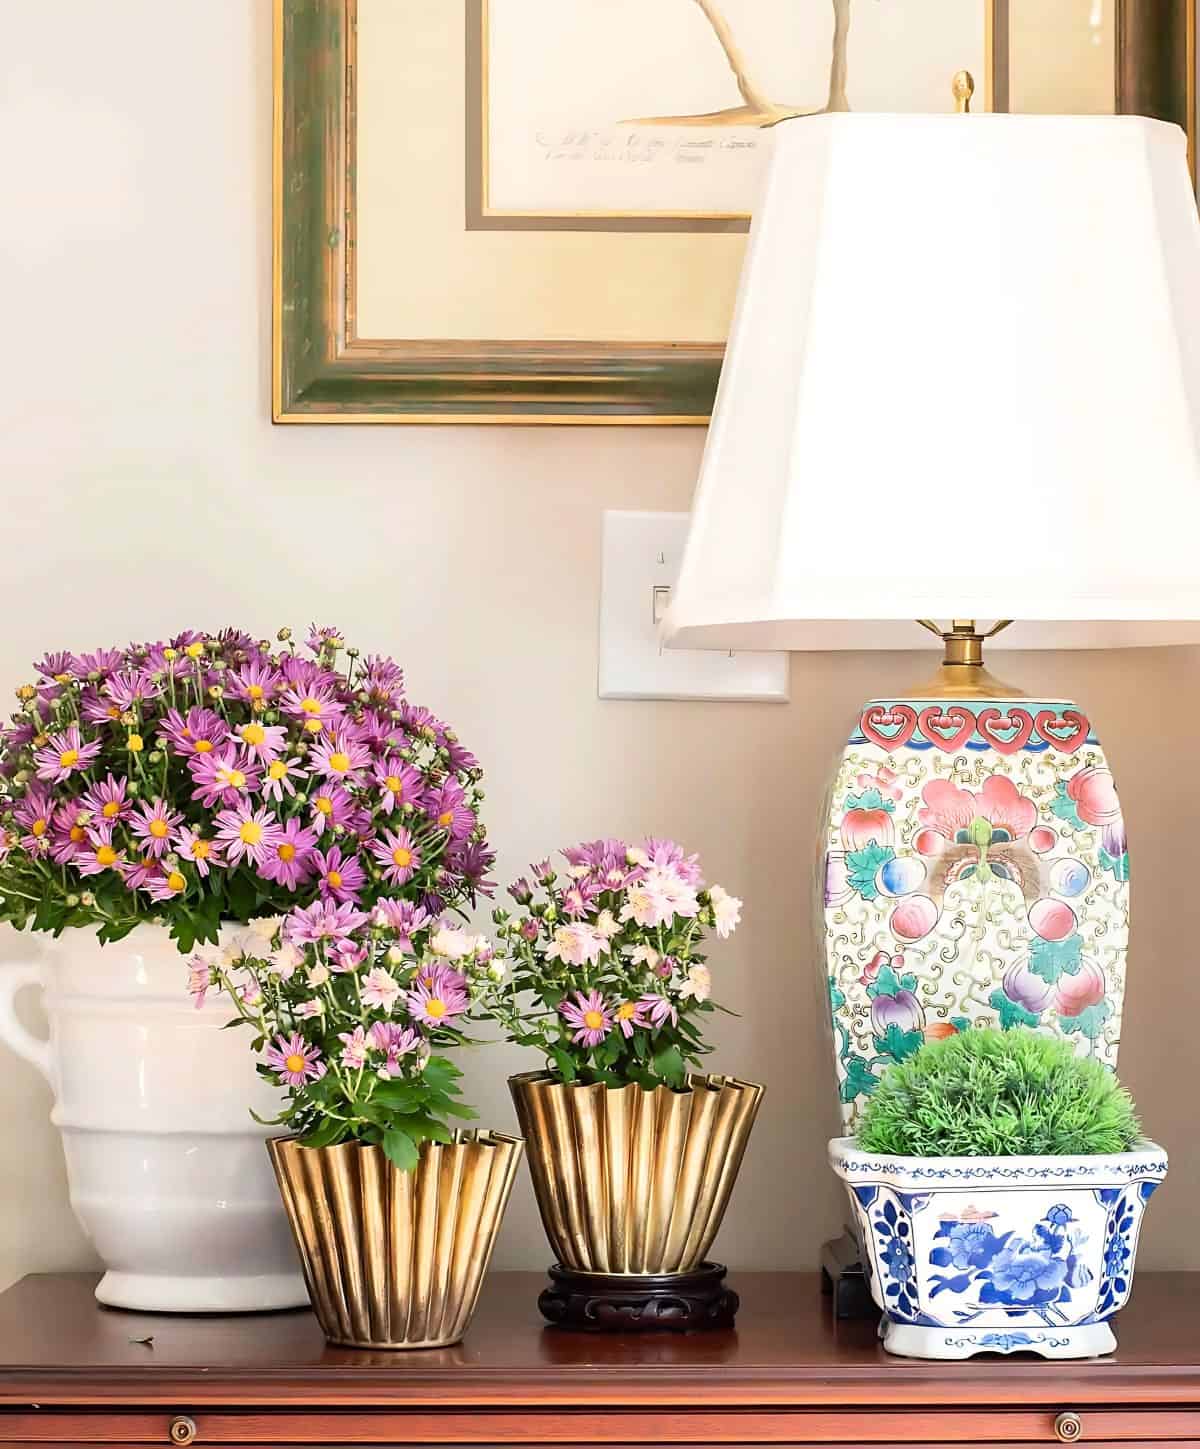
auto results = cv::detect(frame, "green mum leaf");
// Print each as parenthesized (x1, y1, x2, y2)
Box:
(846, 843, 895, 901)
(382, 1127, 420, 1172)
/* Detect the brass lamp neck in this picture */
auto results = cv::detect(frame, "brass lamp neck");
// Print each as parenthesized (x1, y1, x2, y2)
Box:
(909, 619, 1026, 699)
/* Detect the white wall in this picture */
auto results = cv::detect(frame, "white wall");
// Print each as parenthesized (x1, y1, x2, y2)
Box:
(1, 0, 1198, 1290)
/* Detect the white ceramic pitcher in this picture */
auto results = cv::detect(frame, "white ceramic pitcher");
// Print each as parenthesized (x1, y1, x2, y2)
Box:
(0, 923, 305, 1312)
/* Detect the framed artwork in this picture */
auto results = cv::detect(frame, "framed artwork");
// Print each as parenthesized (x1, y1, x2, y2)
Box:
(274, 0, 1195, 425)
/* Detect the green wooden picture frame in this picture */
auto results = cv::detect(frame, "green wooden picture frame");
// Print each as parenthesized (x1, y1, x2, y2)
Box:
(274, 0, 1195, 426)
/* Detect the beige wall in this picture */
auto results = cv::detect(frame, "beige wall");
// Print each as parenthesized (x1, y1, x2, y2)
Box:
(0, 1, 1197, 1292)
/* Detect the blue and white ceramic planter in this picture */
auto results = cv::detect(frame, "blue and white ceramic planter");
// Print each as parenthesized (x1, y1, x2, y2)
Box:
(829, 1137, 1167, 1360)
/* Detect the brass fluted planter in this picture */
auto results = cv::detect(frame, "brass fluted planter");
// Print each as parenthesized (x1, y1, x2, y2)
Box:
(509, 1072, 764, 1275)
(268, 1130, 523, 1349)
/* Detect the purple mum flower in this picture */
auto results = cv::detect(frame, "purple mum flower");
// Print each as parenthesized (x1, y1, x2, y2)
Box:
(257, 817, 318, 891)
(189, 747, 261, 808)
(103, 669, 161, 711)
(370, 827, 421, 887)
(560, 990, 612, 1048)
(81, 773, 132, 826)
(285, 899, 369, 947)
(266, 1032, 325, 1087)
(372, 756, 423, 814)
(425, 781, 475, 842)
(214, 803, 283, 868)
(312, 844, 366, 904)
(159, 707, 229, 758)
(130, 797, 183, 859)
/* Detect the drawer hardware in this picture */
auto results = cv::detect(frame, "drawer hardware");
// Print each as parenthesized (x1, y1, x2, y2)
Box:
(168, 1417, 198, 1446)
(1055, 1412, 1083, 1443)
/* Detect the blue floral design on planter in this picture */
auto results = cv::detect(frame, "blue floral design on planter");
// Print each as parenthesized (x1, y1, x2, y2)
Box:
(929, 1204, 1090, 1309)
(866, 1194, 920, 1321)
(1093, 1183, 1155, 1318)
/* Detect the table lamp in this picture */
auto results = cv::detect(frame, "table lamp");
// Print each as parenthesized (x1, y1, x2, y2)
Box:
(662, 103, 1200, 1297)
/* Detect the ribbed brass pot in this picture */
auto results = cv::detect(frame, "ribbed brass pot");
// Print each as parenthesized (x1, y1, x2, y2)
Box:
(268, 1130, 523, 1348)
(509, 1072, 764, 1275)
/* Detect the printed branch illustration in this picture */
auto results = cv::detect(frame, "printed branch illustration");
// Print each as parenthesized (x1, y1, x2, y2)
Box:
(623, 0, 854, 127)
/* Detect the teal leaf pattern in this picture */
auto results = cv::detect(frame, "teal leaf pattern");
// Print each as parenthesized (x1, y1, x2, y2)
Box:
(1030, 933, 1084, 985)
(846, 842, 895, 902)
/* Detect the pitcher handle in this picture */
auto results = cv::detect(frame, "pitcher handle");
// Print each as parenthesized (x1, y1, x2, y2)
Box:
(0, 964, 53, 1083)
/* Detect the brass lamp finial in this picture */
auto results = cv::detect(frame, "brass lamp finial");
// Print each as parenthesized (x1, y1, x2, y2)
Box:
(953, 69, 975, 114)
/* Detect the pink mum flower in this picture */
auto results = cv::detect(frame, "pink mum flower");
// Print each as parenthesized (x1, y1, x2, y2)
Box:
(312, 844, 366, 904)
(370, 827, 421, 887)
(74, 824, 124, 877)
(370, 899, 431, 951)
(214, 803, 283, 868)
(309, 730, 372, 784)
(545, 922, 607, 968)
(636, 993, 679, 1030)
(189, 747, 261, 808)
(130, 797, 183, 859)
(370, 1020, 424, 1077)
(407, 966, 469, 1027)
(34, 725, 101, 784)
(424, 781, 475, 842)
(159, 707, 228, 758)
(103, 669, 160, 711)
(265, 1032, 325, 1087)
(561, 990, 611, 1048)
(50, 802, 89, 864)
(279, 684, 345, 736)
(187, 955, 212, 1009)
(372, 757, 423, 814)
(141, 865, 189, 902)
(80, 773, 132, 825)
(338, 1024, 370, 1069)
(307, 782, 354, 837)
(35, 650, 81, 683)
(361, 967, 401, 1012)
(233, 720, 289, 762)
(13, 787, 54, 854)
(262, 754, 305, 803)
(642, 837, 703, 887)
(76, 647, 124, 678)
(707, 884, 743, 939)
(621, 868, 699, 928)
(257, 817, 317, 891)
(176, 827, 222, 878)
(79, 689, 126, 726)
(227, 660, 282, 708)
(285, 899, 369, 947)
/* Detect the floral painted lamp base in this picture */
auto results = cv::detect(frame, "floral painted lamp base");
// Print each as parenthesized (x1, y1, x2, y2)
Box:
(824, 696, 1129, 1133)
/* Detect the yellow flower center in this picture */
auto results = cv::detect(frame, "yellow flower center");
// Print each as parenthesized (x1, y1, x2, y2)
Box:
(617, 1001, 636, 1020)
(278, 842, 296, 862)
(327, 869, 342, 887)
(300, 697, 322, 714)
(31, 818, 47, 837)
(284, 1053, 306, 1074)
(166, 871, 186, 891)
(219, 768, 247, 789)
(247, 683, 264, 699)
(58, 749, 79, 769)
(329, 751, 351, 773)
(583, 1010, 605, 1031)
(385, 775, 402, 792)
(303, 718, 322, 734)
(128, 734, 144, 752)
(96, 845, 118, 867)
(102, 801, 120, 818)
(194, 738, 214, 752)
(425, 998, 446, 1019)
(268, 760, 287, 780)
(241, 723, 265, 745)
(391, 847, 412, 868)
(106, 705, 120, 719)
(185, 642, 205, 658)
(54, 672, 71, 685)
(163, 648, 177, 661)
(239, 821, 264, 845)
(315, 796, 333, 815)
(69, 825, 85, 843)
(192, 840, 211, 859)
(149, 819, 169, 839)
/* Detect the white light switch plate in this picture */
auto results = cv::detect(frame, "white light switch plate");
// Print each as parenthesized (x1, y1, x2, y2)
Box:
(598, 510, 790, 703)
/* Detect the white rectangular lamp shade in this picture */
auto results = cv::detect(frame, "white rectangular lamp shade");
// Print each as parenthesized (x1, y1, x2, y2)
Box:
(663, 114, 1200, 652)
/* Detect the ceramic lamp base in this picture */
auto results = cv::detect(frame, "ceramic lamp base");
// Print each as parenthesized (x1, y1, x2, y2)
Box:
(823, 694, 1130, 1134)
(882, 1320, 1116, 1360)
(538, 1262, 738, 1332)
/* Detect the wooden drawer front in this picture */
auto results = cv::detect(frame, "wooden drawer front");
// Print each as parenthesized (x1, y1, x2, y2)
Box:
(6, 1412, 1200, 1445)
